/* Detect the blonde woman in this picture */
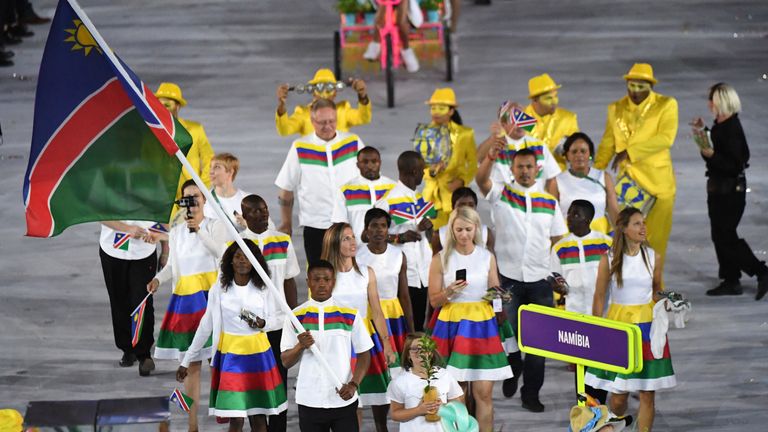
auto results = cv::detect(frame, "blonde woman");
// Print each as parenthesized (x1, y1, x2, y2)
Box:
(428, 207, 511, 432)
(585, 207, 676, 432)
(321, 223, 396, 432)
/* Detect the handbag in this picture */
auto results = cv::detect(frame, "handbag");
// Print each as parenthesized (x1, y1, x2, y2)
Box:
(615, 173, 656, 216)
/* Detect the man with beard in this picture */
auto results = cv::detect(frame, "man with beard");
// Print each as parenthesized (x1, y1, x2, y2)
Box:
(332, 147, 396, 244)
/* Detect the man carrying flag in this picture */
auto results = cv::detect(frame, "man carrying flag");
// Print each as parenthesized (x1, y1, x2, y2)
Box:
(23, 0, 192, 375)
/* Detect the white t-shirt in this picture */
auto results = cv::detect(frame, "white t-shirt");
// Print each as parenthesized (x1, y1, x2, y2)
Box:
(550, 231, 612, 315)
(203, 188, 249, 228)
(275, 131, 365, 229)
(332, 174, 397, 244)
(386, 368, 463, 432)
(281, 297, 374, 409)
(99, 221, 159, 260)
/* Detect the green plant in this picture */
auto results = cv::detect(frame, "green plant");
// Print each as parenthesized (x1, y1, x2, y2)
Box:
(417, 334, 439, 391)
(336, 0, 360, 14)
(420, 0, 443, 11)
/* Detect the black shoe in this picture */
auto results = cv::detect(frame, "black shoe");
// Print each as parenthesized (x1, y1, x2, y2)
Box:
(756, 272, 768, 301)
(1, 33, 22, 46)
(119, 352, 137, 367)
(9, 25, 33, 38)
(0, 57, 12, 67)
(1, 49, 15, 59)
(521, 397, 545, 413)
(706, 281, 742, 296)
(138, 357, 155, 376)
(502, 376, 518, 398)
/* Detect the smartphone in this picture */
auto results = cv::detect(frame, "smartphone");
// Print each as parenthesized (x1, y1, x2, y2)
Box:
(455, 269, 467, 282)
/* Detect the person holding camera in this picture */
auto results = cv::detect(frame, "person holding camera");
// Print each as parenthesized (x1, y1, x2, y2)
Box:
(691, 83, 768, 299)
(176, 240, 286, 432)
(427, 206, 511, 432)
(146, 179, 230, 432)
(476, 147, 567, 412)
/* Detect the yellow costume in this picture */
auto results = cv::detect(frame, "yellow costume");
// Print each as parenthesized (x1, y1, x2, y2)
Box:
(421, 89, 477, 229)
(525, 74, 579, 169)
(594, 64, 678, 263)
(275, 68, 371, 136)
(155, 83, 215, 220)
(275, 100, 372, 136)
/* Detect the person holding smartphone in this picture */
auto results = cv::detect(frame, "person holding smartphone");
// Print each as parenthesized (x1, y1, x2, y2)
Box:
(427, 206, 512, 432)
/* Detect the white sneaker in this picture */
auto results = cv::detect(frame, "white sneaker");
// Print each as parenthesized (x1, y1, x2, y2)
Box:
(363, 42, 380, 61)
(401, 48, 420, 73)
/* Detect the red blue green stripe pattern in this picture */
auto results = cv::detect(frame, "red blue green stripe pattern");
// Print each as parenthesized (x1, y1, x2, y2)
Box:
(331, 139, 359, 165)
(296, 143, 328, 167)
(156, 290, 209, 353)
(530, 195, 556, 215)
(342, 187, 372, 206)
(501, 186, 526, 212)
(354, 320, 391, 404)
(209, 332, 287, 414)
(170, 388, 193, 412)
(555, 241, 611, 265)
(380, 298, 407, 366)
(261, 236, 290, 262)
(293, 306, 357, 332)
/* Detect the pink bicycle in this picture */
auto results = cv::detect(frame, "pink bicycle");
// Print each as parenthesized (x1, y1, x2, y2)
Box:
(334, 0, 453, 108)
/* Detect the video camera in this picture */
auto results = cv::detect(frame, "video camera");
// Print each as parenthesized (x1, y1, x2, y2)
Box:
(175, 196, 198, 208)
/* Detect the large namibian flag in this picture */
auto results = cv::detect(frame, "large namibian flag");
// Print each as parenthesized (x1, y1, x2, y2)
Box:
(23, 0, 192, 238)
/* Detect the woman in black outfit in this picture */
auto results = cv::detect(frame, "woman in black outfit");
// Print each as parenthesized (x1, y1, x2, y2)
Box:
(692, 83, 768, 300)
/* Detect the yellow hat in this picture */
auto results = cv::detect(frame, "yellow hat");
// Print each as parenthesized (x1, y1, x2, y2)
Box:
(0, 409, 23, 432)
(623, 63, 657, 85)
(528, 73, 561, 99)
(154, 82, 187, 106)
(426, 88, 458, 106)
(308, 68, 337, 84)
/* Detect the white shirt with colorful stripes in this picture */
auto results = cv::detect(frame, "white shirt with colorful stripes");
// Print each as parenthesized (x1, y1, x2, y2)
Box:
(550, 231, 612, 315)
(275, 131, 365, 229)
(332, 174, 397, 244)
(485, 180, 567, 282)
(242, 229, 301, 332)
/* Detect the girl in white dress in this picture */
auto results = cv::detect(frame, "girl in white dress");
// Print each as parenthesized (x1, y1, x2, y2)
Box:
(585, 207, 676, 432)
(387, 332, 464, 432)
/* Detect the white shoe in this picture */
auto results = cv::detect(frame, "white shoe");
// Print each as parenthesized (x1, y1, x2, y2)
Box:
(363, 42, 380, 61)
(401, 48, 420, 73)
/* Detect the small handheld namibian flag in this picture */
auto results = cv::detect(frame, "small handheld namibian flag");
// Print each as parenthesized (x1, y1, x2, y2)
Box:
(169, 388, 193, 413)
(130, 293, 150, 347)
(512, 108, 537, 133)
(148, 223, 168, 234)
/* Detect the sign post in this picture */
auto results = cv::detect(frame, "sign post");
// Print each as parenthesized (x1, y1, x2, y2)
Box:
(517, 304, 643, 406)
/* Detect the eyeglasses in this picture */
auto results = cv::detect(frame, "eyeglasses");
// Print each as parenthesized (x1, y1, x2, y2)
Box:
(409, 347, 428, 353)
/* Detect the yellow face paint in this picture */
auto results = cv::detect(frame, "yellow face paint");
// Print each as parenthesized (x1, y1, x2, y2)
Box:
(627, 81, 652, 92)
(430, 104, 451, 116)
(537, 92, 559, 108)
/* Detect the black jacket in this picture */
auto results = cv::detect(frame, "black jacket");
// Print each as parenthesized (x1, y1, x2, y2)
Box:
(704, 114, 750, 178)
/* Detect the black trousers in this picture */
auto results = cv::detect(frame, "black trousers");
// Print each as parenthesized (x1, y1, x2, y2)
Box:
(267, 329, 288, 432)
(303, 226, 329, 265)
(501, 275, 552, 401)
(409, 285, 427, 332)
(707, 189, 767, 282)
(298, 401, 359, 432)
(99, 249, 156, 359)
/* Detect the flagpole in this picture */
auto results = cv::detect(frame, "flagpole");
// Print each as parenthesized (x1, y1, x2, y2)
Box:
(66, 0, 345, 388)
(130, 292, 152, 316)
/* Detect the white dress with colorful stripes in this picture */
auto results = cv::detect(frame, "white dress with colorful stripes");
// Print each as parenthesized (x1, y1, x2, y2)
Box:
(556, 168, 611, 234)
(432, 247, 513, 382)
(333, 267, 392, 405)
(550, 231, 612, 315)
(356, 246, 408, 371)
(154, 219, 227, 361)
(584, 248, 676, 392)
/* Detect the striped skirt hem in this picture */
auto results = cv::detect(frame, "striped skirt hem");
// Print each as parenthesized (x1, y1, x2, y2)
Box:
(357, 319, 391, 404)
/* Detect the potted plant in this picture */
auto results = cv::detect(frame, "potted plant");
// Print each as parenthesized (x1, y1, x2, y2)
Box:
(360, 0, 376, 27)
(417, 334, 442, 422)
(337, 0, 360, 25)
(421, 0, 442, 23)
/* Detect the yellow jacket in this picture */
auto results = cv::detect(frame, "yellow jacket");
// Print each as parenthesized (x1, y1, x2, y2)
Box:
(275, 100, 372, 136)
(524, 105, 579, 169)
(422, 121, 477, 228)
(594, 91, 678, 198)
(170, 118, 214, 221)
